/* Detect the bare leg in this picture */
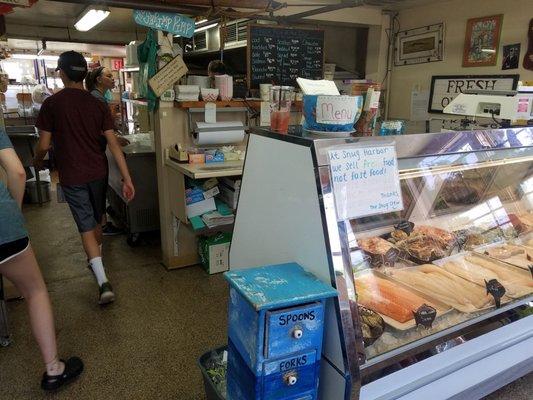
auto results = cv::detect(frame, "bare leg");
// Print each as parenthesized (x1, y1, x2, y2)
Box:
(0, 245, 63, 374)
(95, 224, 103, 248)
(81, 226, 101, 260)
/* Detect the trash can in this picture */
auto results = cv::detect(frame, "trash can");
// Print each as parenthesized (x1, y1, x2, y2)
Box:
(198, 346, 227, 400)
(24, 181, 51, 204)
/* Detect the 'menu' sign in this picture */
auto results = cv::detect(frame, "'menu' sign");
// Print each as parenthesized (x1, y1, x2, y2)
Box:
(428, 74, 519, 113)
(316, 96, 358, 124)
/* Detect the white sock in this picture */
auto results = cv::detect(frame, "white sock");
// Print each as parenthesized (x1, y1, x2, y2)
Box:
(89, 257, 108, 286)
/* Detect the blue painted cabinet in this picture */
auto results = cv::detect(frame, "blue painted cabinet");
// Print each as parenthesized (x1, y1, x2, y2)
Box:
(225, 263, 337, 400)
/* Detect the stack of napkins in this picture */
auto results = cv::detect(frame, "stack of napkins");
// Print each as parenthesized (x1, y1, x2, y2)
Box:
(175, 85, 200, 101)
(296, 78, 340, 96)
(201, 211, 235, 228)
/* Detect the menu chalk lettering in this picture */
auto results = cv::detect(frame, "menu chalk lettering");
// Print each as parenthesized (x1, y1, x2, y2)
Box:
(248, 25, 324, 88)
(485, 279, 506, 308)
(328, 144, 404, 220)
(413, 304, 437, 329)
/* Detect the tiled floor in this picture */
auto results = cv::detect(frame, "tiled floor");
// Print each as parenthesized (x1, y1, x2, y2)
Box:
(0, 194, 228, 399)
(0, 192, 530, 399)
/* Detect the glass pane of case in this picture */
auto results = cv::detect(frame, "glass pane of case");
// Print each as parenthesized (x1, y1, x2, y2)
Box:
(345, 148, 533, 362)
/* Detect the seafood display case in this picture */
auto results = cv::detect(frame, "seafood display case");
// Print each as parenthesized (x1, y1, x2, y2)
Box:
(229, 126, 533, 400)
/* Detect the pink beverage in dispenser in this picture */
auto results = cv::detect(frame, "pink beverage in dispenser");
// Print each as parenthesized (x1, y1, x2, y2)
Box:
(269, 86, 293, 133)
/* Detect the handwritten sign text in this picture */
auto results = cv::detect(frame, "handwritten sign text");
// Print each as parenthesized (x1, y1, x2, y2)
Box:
(328, 145, 403, 220)
(133, 10, 195, 38)
(316, 96, 358, 125)
(149, 55, 188, 97)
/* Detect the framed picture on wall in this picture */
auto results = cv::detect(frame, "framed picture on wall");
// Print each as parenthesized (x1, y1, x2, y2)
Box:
(463, 14, 503, 67)
(394, 23, 444, 66)
(502, 44, 520, 70)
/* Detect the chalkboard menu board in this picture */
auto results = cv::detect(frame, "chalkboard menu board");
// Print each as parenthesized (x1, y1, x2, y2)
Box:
(247, 24, 324, 88)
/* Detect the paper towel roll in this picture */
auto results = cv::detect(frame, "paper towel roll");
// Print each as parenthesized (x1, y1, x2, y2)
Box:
(193, 130, 244, 145)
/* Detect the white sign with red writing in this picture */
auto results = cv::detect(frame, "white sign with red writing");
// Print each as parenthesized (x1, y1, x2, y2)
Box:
(316, 95, 358, 125)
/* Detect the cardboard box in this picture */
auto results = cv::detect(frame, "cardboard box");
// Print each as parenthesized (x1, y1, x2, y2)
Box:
(202, 186, 220, 199)
(186, 197, 216, 218)
(218, 184, 239, 210)
(220, 177, 241, 190)
(198, 233, 231, 274)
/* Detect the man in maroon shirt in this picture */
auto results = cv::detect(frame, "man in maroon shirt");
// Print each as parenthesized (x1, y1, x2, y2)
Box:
(34, 51, 135, 305)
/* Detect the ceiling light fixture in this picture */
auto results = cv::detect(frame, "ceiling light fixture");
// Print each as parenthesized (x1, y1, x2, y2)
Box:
(74, 6, 110, 32)
(11, 53, 91, 62)
(194, 23, 218, 33)
(195, 19, 208, 25)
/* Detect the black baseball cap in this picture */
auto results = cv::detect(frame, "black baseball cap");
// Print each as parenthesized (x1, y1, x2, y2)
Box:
(56, 51, 88, 82)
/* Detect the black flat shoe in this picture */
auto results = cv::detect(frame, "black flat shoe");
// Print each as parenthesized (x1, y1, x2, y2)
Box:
(41, 357, 84, 391)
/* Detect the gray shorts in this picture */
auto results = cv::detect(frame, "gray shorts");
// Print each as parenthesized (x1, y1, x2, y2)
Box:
(62, 178, 107, 233)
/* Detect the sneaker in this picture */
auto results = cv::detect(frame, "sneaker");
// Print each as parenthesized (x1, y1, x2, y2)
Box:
(102, 222, 123, 236)
(99, 282, 115, 305)
(41, 357, 84, 391)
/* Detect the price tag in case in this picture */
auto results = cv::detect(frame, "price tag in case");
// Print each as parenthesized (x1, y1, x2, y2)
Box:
(485, 279, 506, 308)
(413, 304, 437, 329)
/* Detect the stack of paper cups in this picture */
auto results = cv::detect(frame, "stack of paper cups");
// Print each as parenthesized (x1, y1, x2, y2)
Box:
(215, 75, 233, 101)
(259, 84, 272, 101)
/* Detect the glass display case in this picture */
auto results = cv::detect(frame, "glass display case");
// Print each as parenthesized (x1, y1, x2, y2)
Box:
(229, 126, 533, 400)
(345, 132, 533, 370)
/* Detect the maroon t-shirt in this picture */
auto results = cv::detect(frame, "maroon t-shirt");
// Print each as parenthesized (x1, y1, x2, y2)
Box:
(36, 88, 115, 186)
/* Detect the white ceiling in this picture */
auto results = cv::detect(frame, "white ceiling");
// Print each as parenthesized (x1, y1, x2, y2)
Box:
(7, 38, 126, 57)
(5, 2, 140, 32)
(3, 0, 448, 47)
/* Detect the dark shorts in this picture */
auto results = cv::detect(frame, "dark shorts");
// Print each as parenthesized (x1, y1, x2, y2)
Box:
(62, 178, 107, 233)
(0, 237, 30, 264)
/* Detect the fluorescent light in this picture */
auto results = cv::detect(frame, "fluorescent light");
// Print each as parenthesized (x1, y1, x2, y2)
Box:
(481, 48, 496, 53)
(195, 23, 218, 33)
(11, 54, 91, 62)
(195, 19, 208, 25)
(74, 7, 110, 32)
(12, 54, 37, 60)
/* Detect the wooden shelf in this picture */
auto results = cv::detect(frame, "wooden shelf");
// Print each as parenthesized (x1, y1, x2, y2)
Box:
(175, 100, 250, 109)
(165, 157, 244, 179)
(122, 98, 148, 106)
(175, 100, 302, 111)
(193, 223, 234, 236)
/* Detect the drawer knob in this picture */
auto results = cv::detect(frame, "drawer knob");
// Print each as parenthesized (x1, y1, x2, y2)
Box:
(285, 373, 298, 386)
(292, 328, 304, 339)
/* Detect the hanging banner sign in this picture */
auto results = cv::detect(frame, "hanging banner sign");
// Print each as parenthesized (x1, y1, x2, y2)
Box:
(149, 54, 188, 97)
(133, 10, 195, 38)
(328, 144, 403, 221)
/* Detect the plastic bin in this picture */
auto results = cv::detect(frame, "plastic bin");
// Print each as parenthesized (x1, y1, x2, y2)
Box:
(24, 181, 51, 204)
(198, 345, 227, 400)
